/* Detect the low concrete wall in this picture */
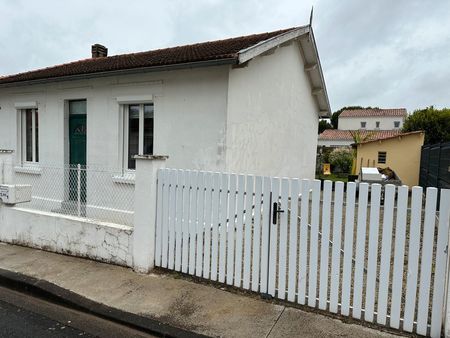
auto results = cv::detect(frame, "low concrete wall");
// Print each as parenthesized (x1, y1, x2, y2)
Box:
(0, 205, 133, 267)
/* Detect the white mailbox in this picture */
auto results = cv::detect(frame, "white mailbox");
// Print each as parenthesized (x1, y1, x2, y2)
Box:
(0, 184, 32, 205)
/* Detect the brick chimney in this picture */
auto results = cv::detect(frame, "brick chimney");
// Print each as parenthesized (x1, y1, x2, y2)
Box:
(91, 44, 108, 58)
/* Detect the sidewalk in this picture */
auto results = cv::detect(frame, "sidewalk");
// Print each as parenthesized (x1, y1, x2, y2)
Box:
(0, 243, 399, 338)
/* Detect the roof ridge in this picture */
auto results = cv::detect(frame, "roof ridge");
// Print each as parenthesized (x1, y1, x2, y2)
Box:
(341, 108, 407, 111)
(340, 108, 407, 118)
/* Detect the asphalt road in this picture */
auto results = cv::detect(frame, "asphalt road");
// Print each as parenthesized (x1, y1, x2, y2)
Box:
(0, 285, 157, 338)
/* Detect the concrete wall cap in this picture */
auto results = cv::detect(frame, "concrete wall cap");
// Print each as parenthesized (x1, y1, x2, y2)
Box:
(133, 155, 169, 160)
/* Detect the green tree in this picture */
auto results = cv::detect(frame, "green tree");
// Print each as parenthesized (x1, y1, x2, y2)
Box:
(402, 106, 450, 144)
(318, 119, 332, 134)
(349, 130, 374, 144)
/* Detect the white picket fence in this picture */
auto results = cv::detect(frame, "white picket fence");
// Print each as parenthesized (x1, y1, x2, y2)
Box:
(154, 168, 450, 337)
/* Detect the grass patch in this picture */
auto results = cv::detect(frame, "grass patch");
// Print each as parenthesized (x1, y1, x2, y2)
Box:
(316, 173, 349, 182)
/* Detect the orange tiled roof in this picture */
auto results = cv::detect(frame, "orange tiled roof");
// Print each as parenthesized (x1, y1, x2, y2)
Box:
(318, 129, 402, 141)
(357, 130, 424, 144)
(340, 108, 407, 118)
(0, 27, 297, 85)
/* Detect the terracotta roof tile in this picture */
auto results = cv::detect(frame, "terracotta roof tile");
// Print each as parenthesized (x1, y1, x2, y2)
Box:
(340, 108, 407, 118)
(318, 129, 402, 141)
(0, 27, 297, 85)
(357, 130, 424, 144)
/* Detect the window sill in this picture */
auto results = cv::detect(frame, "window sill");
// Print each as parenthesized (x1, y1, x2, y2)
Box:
(112, 173, 135, 185)
(14, 165, 42, 175)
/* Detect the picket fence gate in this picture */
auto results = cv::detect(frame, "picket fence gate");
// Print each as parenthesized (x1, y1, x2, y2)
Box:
(154, 168, 450, 337)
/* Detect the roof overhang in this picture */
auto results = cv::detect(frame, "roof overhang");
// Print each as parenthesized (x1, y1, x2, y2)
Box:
(0, 58, 238, 89)
(237, 25, 331, 118)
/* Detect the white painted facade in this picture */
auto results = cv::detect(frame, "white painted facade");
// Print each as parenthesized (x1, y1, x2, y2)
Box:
(0, 67, 229, 172)
(338, 116, 404, 130)
(0, 40, 320, 181)
(227, 42, 318, 178)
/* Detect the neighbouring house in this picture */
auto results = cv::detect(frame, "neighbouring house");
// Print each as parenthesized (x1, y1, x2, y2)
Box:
(338, 108, 407, 130)
(0, 25, 330, 181)
(317, 108, 407, 147)
(355, 131, 425, 187)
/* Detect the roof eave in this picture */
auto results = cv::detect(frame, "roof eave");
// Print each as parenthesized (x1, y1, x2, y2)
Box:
(237, 25, 310, 63)
(301, 27, 331, 118)
(0, 58, 238, 88)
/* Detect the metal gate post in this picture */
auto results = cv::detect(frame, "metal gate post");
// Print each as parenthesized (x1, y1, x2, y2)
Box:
(77, 164, 81, 217)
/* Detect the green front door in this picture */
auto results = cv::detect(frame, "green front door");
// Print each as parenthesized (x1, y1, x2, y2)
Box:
(69, 114, 87, 201)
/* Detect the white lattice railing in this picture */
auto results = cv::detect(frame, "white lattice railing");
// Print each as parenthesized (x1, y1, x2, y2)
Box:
(8, 163, 135, 226)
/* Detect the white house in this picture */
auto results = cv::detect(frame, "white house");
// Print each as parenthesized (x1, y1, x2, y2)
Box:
(0, 25, 329, 178)
(337, 108, 407, 130)
(318, 108, 407, 147)
(0, 26, 330, 224)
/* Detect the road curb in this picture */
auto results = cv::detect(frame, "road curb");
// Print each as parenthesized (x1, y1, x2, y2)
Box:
(0, 268, 210, 338)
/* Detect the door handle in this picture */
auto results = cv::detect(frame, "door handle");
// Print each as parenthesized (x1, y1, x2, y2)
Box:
(272, 202, 285, 224)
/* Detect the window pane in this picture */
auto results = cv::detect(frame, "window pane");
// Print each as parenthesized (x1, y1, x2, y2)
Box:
(378, 151, 387, 164)
(128, 105, 140, 169)
(143, 104, 154, 155)
(69, 100, 87, 115)
(35, 110, 39, 162)
(25, 109, 33, 162)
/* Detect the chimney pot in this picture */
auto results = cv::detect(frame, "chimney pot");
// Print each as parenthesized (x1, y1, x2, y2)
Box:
(91, 44, 108, 58)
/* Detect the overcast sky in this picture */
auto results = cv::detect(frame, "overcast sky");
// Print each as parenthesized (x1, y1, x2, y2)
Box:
(1, 0, 449, 113)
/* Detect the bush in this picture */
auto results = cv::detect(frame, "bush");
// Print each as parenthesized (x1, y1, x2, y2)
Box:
(328, 148, 353, 173)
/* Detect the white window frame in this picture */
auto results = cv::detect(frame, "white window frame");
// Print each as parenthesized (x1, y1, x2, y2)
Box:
(360, 121, 366, 129)
(394, 121, 400, 128)
(122, 103, 154, 171)
(20, 108, 39, 165)
(375, 121, 380, 129)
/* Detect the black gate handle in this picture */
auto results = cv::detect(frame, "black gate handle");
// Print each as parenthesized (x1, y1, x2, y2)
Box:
(272, 202, 285, 224)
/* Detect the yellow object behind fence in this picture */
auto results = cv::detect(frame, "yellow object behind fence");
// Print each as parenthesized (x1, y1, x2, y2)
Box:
(323, 163, 331, 175)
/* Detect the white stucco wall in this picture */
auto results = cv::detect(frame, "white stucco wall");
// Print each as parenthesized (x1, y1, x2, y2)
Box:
(0, 206, 133, 266)
(0, 66, 229, 171)
(338, 116, 404, 130)
(0, 67, 229, 218)
(226, 42, 319, 178)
